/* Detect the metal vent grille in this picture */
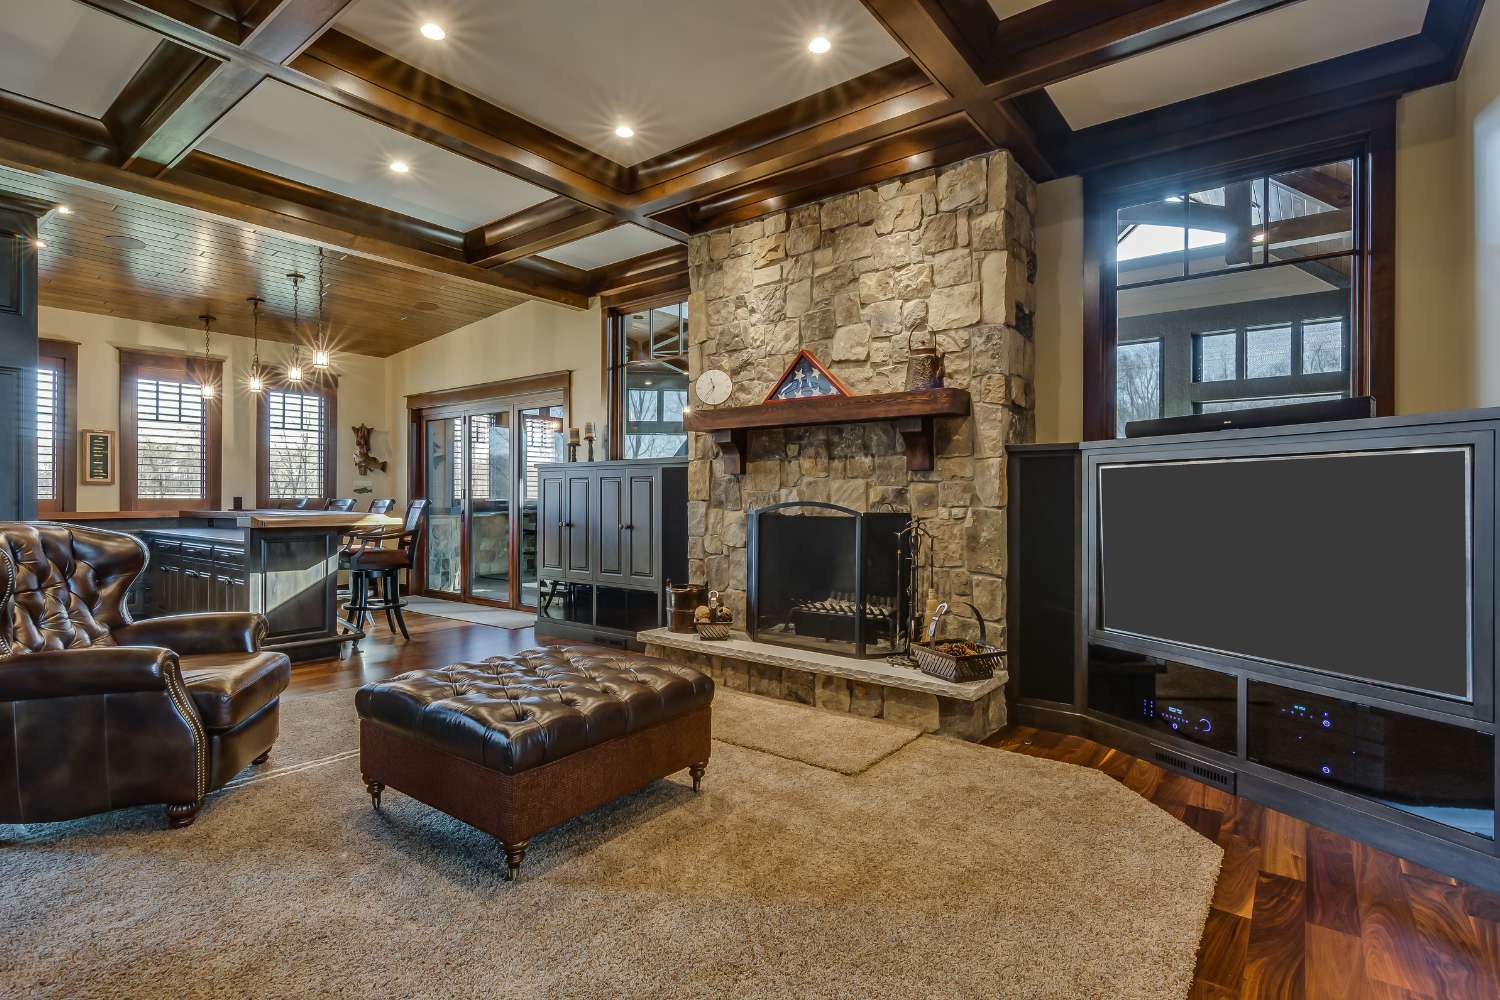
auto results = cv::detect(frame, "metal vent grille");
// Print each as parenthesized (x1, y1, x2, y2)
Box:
(1151, 744, 1237, 794)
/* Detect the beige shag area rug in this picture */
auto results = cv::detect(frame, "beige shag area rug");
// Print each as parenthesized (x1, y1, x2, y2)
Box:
(1, 686, 1221, 1000)
(711, 689, 921, 774)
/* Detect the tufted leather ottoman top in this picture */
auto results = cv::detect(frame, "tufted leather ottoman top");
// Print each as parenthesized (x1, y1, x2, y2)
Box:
(354, 643, 713, 775)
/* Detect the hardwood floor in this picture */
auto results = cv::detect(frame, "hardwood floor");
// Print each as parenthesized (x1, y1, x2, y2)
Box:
(295, 615, 1500, 999)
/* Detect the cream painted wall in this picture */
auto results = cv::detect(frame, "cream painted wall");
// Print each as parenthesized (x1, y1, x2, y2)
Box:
(38, 306, 391, 510)
(383, 298, 604, 506)
(1031, 3, 1500, 441)
(1034, 176, 1085, 443)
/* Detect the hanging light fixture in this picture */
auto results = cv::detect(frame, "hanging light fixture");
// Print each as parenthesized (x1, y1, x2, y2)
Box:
(197, 313, 218, 400)
(312, 248, 332, 371)
(285, 272, 306, 384)
(246, 296, 266, 394)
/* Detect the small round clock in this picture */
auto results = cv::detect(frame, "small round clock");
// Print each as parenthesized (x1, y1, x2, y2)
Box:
(696, 369, 733, 406)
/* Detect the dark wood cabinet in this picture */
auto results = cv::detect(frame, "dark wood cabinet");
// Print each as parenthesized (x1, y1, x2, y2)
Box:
(534, 460, 687, 648)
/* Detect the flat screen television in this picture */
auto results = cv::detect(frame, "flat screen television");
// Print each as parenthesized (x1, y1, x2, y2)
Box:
(1096, 447, 1473, 701)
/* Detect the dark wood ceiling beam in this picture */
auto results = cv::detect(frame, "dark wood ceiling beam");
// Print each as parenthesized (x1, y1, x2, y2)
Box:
(587, 245, 689, 297)
(1424, 0, 1488, 80)
(981, 0, 1304, 99)
(857, 0, 1053, 180)
(627, 59, 933, 191)
(103, 0, 358, 176)
(465, 199, 617, 269)
(1063, 35, 1446, 176)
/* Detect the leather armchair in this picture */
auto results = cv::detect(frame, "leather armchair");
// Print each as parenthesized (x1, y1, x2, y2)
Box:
(0, 522, 291, 827)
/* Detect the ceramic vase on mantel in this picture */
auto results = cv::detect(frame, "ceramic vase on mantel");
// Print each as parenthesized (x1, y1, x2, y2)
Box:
(905, 345, 944, 390)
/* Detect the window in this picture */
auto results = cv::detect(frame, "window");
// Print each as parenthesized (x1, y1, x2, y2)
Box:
(1085, 106, 1393, 440)
(258, 383, 335, 505)
(1115, 339, 1162, 435)
(36, 340, 77, 513)
(121, 351, 221, 510)
(606, 299, 689, 459)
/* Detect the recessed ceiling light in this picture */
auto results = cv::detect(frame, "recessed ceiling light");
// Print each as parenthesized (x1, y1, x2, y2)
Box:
(389, 160, 410, 174)
(33, 239, 46, 249)
(56, 205, 72, 215)
(614, 124, 635, 139)
(103, 234, 146, 250)
(420, 22, 445, 40)
(808, 36, 831, 54)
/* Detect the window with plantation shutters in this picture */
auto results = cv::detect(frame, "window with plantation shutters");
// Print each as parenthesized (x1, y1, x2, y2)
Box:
(36, 364, 59, 503)
(35, 341, 77, 513)
(256, 380, 334, 506)
(264, 389, 326, 500)
(120, 351, 221, 511)
(134, 376, 206, 499)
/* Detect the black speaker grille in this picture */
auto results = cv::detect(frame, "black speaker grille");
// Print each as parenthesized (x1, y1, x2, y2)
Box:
(1152, 744, 1237, 794)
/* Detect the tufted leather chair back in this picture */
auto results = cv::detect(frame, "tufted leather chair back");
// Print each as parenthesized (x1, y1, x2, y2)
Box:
(0, 522, 146, 657)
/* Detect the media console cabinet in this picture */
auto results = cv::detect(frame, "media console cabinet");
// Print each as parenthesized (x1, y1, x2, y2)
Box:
(1009, 407, 1500, 890)
(532, 459, 688, 649)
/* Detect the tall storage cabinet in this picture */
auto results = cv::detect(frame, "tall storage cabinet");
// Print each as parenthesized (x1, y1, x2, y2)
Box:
(535, 459, 688, 648)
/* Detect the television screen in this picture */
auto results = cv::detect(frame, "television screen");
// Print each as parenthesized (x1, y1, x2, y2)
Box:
(1097, 447, 1473, 700)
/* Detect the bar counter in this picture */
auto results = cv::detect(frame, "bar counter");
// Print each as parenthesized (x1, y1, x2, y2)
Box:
(54, 509, 401, 662)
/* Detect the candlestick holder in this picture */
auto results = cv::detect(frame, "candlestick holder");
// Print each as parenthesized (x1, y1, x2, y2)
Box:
(585, 431, 596, 462)
(567, 442, 579, 462)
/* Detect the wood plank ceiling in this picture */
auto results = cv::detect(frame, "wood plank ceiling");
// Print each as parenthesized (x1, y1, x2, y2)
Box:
(0, 0, 1484, 357)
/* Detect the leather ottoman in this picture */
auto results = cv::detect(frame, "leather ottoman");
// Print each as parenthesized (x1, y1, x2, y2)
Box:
(354, 643, 713, 880)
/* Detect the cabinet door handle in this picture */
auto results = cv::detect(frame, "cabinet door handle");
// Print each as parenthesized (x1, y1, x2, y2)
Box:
(623, 524, 634, 531)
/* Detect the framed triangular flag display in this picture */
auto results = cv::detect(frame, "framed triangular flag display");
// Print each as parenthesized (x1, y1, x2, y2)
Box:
(764, 350, 852, 403)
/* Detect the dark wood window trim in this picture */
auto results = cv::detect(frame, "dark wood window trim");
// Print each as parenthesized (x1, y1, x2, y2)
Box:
(404, 370, 571, 413)
(256, 375, 338, 507)
(36, 339, 77, 513)
(604, 291, 690, 461)
(119, 349, 223, 511)
(1081, 100, 1396, 441)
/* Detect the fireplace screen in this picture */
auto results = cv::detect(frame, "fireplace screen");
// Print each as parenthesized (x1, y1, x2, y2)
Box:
(747, 502, 911, 659)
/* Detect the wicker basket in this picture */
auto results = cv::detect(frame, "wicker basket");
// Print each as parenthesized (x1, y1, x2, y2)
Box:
(695, 622, 733, 641)
(910, 602, 1005, 682)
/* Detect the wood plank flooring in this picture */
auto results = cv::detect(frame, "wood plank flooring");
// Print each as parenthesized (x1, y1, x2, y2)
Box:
(294, 615, 1500, 999)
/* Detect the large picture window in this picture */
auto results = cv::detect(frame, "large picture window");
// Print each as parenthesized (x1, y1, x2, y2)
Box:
(36, 340, 77, 513)
(120, 351, 221, 510)
(1083, 106, 1393, 439)
(606, 299, 689, 459)
(258, 382, 336, 505)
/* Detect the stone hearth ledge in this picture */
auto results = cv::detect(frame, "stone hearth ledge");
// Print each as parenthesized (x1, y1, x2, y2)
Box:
(639, 628, 1007, 741)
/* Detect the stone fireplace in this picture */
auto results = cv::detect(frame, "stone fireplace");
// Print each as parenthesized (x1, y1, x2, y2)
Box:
(652, 149, 1037, 738)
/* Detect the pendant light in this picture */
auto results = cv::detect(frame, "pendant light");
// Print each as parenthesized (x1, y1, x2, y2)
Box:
(246, 296, 266, 394)
(312, 248, 332, 372)
(285, 272, 305, 384)
(197, 313, 218, 400)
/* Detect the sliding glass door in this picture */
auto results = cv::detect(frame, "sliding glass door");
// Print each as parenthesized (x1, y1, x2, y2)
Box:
(416, 393, 565, 610)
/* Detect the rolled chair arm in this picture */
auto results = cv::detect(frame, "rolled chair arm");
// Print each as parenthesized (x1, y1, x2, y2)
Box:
(0, 645, 179, 701)
(114, 612, 268, 655)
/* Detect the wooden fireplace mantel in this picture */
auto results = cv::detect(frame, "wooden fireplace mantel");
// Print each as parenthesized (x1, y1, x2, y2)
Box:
(683, 388, 971, 474)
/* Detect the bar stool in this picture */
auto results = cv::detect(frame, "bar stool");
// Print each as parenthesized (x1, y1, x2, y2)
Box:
(344, 499, 427, 642)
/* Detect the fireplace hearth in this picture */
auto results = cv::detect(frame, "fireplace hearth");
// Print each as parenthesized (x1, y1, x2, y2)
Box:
(747, 501, 910, 659)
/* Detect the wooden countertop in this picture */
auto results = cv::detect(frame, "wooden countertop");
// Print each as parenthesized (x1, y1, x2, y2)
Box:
(178, 510, 402, 529)
(53, 510, 401, 530)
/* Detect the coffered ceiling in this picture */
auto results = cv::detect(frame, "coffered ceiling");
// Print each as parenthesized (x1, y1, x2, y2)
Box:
(0, 0, 1485, 357)
(335, 0, 907, 163)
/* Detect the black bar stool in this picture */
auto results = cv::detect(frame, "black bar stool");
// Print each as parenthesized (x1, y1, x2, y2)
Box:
(344, 500, 427, 642)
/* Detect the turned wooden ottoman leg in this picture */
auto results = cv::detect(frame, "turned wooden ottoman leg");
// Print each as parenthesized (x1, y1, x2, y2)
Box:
(501, 840, 529, 882)
(365, 778, 385, 810)
(165, 800, 201, 828)
(690, 762, 707, 793)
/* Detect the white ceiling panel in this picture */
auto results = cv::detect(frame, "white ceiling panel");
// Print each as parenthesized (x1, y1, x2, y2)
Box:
(200, 80, 552, 231)
(986, 0, 1049, 18)
(336, 0, 906, 164)
(0, 0, 161, 117)
(540, 225, 679, 270)
(1046, 0, 1430, 130)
